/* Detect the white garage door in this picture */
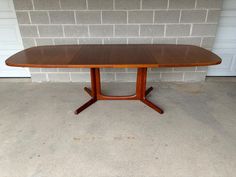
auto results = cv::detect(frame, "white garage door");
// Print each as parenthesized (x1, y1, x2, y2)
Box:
(0, 0, 30, 77)
(208, 0, 236, 76)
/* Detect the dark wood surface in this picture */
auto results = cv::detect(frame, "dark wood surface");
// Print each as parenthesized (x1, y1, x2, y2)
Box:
(5, 44, 221, 68)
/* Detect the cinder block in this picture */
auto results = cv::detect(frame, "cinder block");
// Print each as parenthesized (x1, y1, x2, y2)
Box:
(184, 72, 206, 82)
(30, 11, 49, 24)
(31, 73, 47, 82)
(41, 68, 57, 72)
(150, 68, 173, 72)
(140, 25, 164, 37)
(166, 24, 190, 37)
(22, 38, 35, 48)
(201, 37, 215, 48)
(192, 24, 218, 36)
(49, 11, 75, 24)
(34, 0, 60, 10)
(177, 37, 201, 46)
(13, 0, 33, 10)
(196, 66, 208, 72)
(197, 0, 222, 8)
(54, 38, 78, 45)
(79, 38, 103, 44)
(71, 73, 90, 82)
(169, 0, 195, 9)
(181, 10, 207, 23)
(128, 11, 153, 23)
(16, 12, 30, 24)
(115, 25, 139, 37)
(35, 38, 54, 46)
(142, 0, 167, 9)
(76, 11, 101, 24)
(161, 72, 184, 81)
(174, 67, 196, 72)
(87, 0, 113, 10)
(48, 73, 71, 82)
(127, 68, 137, 72)
(64, 25, 88, 37)
(19, 25, 38, 37)
(29, 68, 40, 72)
(155, 10, 180, 23)
(153, 38, 176, 44)
(60, 0, 87, 10)
(38, 25, 63, 37)
(115, 0, 140, 10)
(116, 73, 137, 82)
(147, 73, 161, 82)
(101, 72, 116, 82)
(58, 68, 81, 72)
(80, 68, 90, 72)
(89, 25, 113, 37)
(128, 38, 152, 44)
(104, 38, 127, 44)
(207, 10, 221, 23)
(102, 11, 127, 24)
(101, 68, 126, 72)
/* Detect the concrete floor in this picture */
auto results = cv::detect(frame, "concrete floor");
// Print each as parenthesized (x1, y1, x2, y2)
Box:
(0, 80, 235, 177)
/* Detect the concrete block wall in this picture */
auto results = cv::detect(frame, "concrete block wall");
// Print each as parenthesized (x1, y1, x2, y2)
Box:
(13, 0, 222, 82)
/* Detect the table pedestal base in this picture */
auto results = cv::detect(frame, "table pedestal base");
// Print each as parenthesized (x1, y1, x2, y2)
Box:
(74, 68, 164, 115)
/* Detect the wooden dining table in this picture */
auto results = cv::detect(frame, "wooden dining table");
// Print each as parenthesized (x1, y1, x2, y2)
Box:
(5, 44, 221, 115)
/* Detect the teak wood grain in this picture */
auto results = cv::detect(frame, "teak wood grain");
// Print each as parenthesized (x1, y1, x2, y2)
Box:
(5, 44, 222, 115)
(5, 44, 221, 68)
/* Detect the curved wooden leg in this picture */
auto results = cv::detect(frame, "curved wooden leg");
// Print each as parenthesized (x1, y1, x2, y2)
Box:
(137, 68, 164, 114)
(75, 68, 164, 115)
(141, 98, 164, 114)
(145, 86, 153, 96)
(84, 87, 92, 97)
(74, 98, 97, 115)
(75, 68, 97, 115)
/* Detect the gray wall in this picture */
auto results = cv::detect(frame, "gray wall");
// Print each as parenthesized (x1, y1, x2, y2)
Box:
(14, 0, 222, 82)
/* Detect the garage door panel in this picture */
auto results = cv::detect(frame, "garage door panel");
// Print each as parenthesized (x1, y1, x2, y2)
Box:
(0, 0, 16, 18)
(0, 0, 30, 77)
(208, 0, 236, 76)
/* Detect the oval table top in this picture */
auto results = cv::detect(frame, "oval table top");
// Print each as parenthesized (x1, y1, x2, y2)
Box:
(5, 44, 221, 68)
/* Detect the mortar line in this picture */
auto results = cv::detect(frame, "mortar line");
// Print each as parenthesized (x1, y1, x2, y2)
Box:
(205, 9, 209, 23)
(30, 1, 35, 11)
(58, 0, 62, 9)
(86, 0, 88, 10)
